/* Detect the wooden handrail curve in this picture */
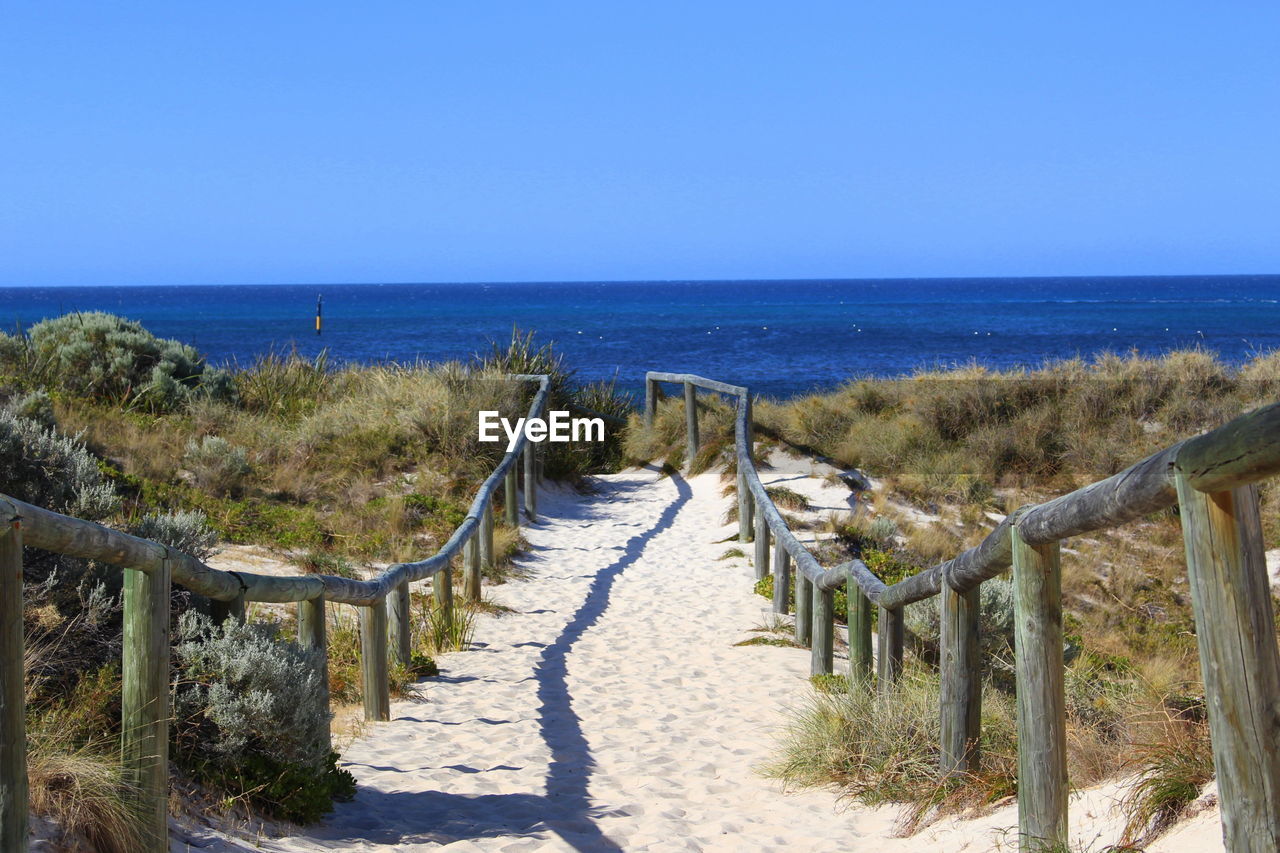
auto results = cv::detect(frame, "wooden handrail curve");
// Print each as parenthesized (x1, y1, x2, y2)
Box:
(646, 370, 1280, 852)
(0, 372, 550, 852)
(0, 374, 550, 607)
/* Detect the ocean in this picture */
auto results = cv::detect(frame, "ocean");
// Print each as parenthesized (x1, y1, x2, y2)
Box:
(3, 276, 1277, 399)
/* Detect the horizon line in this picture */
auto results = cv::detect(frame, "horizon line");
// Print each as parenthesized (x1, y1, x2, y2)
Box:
(7, 271, 1280, 289)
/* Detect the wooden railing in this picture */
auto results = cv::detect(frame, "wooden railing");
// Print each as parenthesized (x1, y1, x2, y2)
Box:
(0, 374, 550, 853)
(646, 371, 1280, 852)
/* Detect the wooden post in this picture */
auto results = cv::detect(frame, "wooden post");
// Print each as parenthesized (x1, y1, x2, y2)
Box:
(849, 576, 873, 685)
(505, 466, 519, 527)
(360, 603, 390, 722)
(435, 557, 455, 630)
(458, 532, 473, 604)
(388, 581, 411, 667)
(1175, 473, 1280, 851)
(472, 506, 493, 601)
(753, 507, 770, 581)
(739, 395, 755, 544)
(738, 471, 755, 543)
(795, 569, 813, 646)
(210, 591, 245, 625)
(811, 584, 834, 676)
(772, 541, 791, 615)
(0, 524, 26, 853)
(940, 583, 982, 776)
(524, 445, 538, 522)
(121, 558, 172, 853)
(1011, 528, 1067, 850)
(644, 377, 660, 429)
(683, 381, 699, 462)
(877, 605, 904, 696)
(297, 596, 331, 751)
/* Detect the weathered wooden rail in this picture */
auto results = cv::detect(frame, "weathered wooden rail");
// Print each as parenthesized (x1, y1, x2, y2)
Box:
(646, 370, 1280, 852)
(0, 373, 550, 852)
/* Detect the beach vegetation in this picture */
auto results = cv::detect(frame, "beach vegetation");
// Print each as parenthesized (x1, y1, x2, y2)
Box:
(1118, 714, 1214, 846)
(416, 590, 478, 654)
(182, 435, 252, 497)
(171, 612, 356, 823)
(0, 311, 236, 412)
(765, 485, 810, 512)
(34, 318, 629, 565)
(22, 590, 146, 852)
(809, 673, 849, 693)
(734, 634, 804, 648)
(765, 659, 1020, 832)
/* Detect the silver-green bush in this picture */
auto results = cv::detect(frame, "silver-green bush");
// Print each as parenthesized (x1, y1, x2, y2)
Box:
(0, 409, 118, 520)
(6, 389, 56, 431)
(125, 510, 220, 562)
(904, 575, 1016, 664)
(5, 311, 236, 412)
(173, 611, 330, 767)
(172, 612, 354, 822)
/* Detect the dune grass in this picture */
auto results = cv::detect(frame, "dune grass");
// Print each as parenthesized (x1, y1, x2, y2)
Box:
(46, 329, 631, 567)
(23, 620, 147, 852)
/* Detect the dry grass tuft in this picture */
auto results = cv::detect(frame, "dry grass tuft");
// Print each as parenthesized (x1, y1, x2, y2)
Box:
(1119, 714, 1215, 846)
(27, 739, 146, 853)
(763, 661, 1019, 833)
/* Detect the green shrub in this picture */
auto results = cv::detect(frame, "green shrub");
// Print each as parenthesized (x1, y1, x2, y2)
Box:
(0, 409, 121, 597)
(862, 547, 920, 587)
(402, 493, 467, 530)
(172, 612, 355, 822)
(7, 311, 236, 412)
(753, 572, 849, 624)
(810, 673, 849, 693)
(183, 435, 251, 497)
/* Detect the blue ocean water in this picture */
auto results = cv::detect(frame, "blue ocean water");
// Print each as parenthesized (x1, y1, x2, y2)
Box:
(2, 276, 1277, 399)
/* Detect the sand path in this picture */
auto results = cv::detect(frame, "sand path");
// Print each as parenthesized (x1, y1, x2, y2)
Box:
(178, 462, 1223, 853)
(211, 465, 880, 852)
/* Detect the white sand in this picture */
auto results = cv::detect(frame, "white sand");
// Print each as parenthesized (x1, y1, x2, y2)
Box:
(172, 464, 1224, 853)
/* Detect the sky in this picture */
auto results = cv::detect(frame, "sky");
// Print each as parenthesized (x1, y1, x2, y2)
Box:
(2, 2, 1278, 287)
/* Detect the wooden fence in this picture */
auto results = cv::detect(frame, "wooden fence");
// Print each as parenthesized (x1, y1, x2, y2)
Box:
(0, 374, 550, 853)
(646, 371, 1280, 852)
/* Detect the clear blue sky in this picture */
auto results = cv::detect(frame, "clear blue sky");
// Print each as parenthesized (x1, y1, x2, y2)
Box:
(3, 2, 1278, 286)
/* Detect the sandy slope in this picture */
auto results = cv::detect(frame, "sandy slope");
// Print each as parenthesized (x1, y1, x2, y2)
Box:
(173, 462, 1223, 853)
